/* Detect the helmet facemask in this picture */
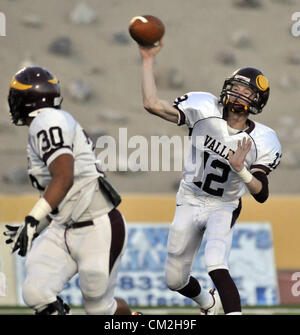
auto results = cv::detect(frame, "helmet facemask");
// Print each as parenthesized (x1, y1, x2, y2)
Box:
(221, 79, 260, 115)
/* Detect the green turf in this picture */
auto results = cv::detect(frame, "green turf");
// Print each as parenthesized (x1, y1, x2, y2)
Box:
(0, 305, 299, 315)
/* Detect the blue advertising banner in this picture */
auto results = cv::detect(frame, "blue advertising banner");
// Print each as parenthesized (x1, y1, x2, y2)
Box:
(15, 222, 279, 307)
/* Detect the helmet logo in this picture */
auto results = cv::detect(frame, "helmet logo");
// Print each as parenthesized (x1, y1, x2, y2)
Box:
(256, 75, 269, 91)
(9, 77, 33, 90)
(48, 77, 58, 84)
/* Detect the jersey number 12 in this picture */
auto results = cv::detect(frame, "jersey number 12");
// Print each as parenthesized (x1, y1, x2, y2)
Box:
(194, 151, 231, 197)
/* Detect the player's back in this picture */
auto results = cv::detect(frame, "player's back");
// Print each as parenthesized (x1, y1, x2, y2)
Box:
(28, 108, 99, 186)
(28, 108, 106, 224)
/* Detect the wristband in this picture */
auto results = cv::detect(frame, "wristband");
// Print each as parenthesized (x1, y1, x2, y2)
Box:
(236, 166, 253, 184)
(28, 198, 52, 221)
(36, 216, 51, 234)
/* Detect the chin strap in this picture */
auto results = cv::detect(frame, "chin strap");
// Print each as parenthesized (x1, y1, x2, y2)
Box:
(225, 99, 249, 114)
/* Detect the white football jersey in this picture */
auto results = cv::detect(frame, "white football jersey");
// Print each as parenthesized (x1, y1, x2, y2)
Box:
(173, 92, 282, 202)
(27, 108, 112, 224)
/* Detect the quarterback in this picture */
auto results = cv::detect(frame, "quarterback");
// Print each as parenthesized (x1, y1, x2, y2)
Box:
(138, 42, 281, 315)
(4, 66, 132, 315)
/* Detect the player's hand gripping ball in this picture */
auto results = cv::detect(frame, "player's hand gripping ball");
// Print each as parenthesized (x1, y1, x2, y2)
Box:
(129, 15, 165, 47)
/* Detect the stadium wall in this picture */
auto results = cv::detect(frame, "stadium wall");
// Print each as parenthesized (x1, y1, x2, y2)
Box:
(0, 193, 298, 270)
(0, 194, 299, 305)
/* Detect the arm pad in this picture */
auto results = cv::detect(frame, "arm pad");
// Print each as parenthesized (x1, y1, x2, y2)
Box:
(251, 171, 269, 203)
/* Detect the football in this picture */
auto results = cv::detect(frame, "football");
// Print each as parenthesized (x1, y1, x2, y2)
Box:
(129, 15, 165, 47)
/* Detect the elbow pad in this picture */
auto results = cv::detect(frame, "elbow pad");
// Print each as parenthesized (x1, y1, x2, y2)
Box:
(251, 171, 269, 203)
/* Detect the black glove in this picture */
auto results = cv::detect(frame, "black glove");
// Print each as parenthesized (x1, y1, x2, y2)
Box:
(11, 216, 39, 257)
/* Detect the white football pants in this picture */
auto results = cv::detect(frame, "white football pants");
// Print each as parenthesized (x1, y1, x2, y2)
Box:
(22, 209, 127, 314)
(165, 188, 240, 291)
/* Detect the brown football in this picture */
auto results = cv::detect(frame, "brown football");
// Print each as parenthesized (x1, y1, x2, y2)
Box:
(129, 15, 165, 47)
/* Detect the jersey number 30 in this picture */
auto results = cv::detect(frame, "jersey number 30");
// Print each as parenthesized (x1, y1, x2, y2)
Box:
(37, 127, 64, 152)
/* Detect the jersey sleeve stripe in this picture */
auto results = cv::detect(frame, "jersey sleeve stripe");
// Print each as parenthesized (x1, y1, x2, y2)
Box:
(42, 146, 73, 165)
(173, 104, 186, 126)
(250, 164, 271, 175)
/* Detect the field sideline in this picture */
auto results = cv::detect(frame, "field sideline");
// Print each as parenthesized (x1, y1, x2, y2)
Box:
(0, 305, 299, 315)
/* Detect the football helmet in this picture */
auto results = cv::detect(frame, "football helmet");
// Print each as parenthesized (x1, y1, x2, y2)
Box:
(219, 67, 270, 115)
(8, 66, 63, 126)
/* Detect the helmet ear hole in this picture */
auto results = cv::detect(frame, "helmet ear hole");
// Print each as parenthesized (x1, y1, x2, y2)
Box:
(54, 96, 63, 107)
